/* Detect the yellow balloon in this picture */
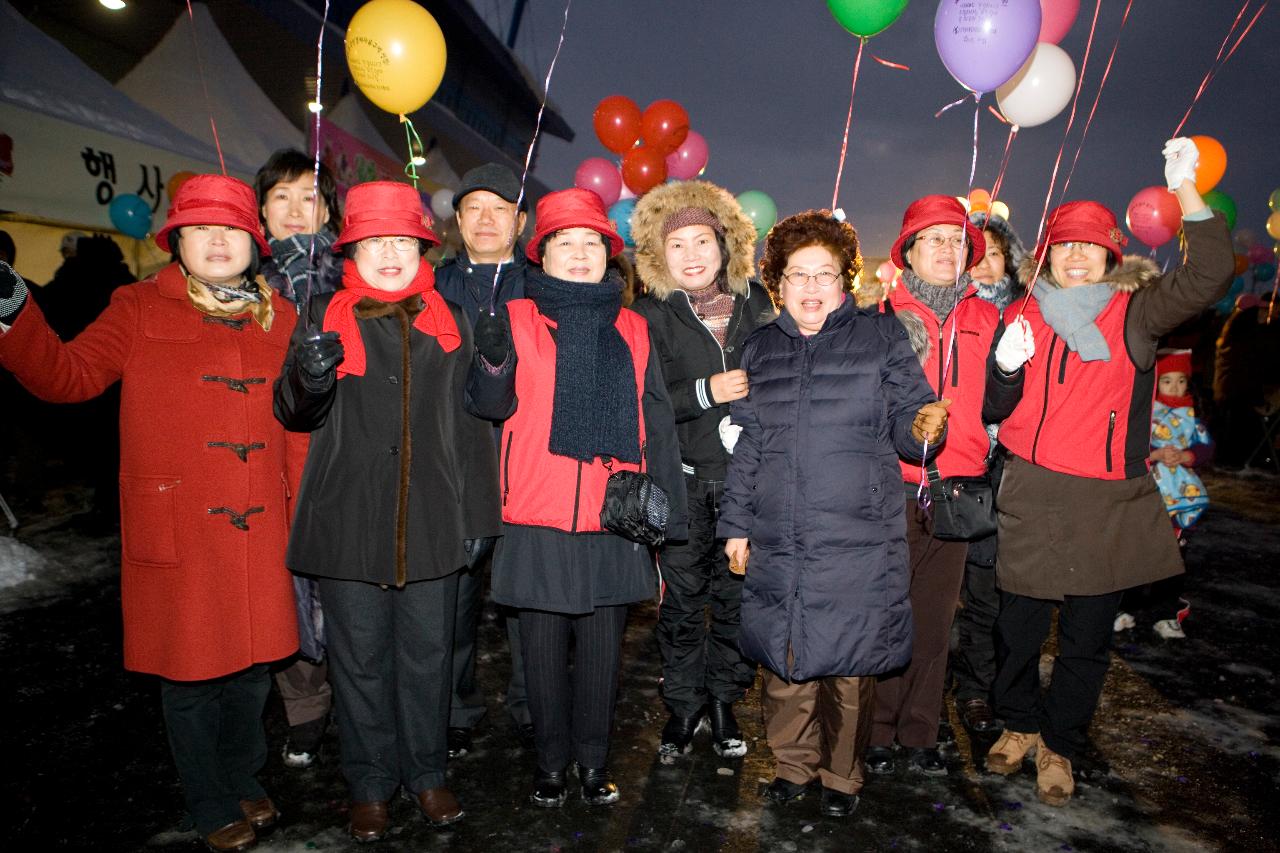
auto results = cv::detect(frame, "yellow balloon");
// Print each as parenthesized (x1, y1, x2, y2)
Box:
(346, 0, 447, 116)
(990, 201, 1010, 221)
(1268, 211, 1280, 241)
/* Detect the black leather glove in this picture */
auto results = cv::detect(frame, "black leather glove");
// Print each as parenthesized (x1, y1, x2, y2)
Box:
(0, 261, 29, 325)
(464, 536, 497, 570)
(473, 309, 511, 366)
(294, 330, 344, 390)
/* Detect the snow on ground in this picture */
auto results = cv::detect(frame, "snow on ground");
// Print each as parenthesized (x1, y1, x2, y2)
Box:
(0, 535, 43, 590)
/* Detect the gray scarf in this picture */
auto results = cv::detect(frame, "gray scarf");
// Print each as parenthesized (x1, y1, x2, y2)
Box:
(1034, 279, 1113, 362)
(901, 268, 962, 322)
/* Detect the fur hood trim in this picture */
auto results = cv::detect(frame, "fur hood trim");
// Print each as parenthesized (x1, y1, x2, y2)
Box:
(1018, 253, 1161, 294)
(631, 180, 757, 300)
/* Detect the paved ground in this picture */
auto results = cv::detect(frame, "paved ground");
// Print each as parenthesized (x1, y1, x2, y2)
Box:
(1, 469, 1277, 852)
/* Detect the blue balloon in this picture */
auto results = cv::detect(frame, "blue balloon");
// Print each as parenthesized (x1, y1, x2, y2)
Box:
(109, 193, 153, 239)
(608, 197, 637, 247)
(1213, 276, 1245, 316)
(1253, 262, 1277, 283)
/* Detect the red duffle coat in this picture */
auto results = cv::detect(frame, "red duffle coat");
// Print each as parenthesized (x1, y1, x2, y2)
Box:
(0, 263, 301, 681)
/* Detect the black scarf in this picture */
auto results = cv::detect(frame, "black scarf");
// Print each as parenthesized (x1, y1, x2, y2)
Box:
(525, 268, 640, 463)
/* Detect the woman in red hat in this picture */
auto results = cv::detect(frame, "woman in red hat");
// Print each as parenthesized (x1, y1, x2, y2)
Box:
(0, 175, 300, 851)
(863, 195, 1003, 779)
(273, 181, 501, 841)
(467, 187, 687, 808)
(982, 139, 1235, 806)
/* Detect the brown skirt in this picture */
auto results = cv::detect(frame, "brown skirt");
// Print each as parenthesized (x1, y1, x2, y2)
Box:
(995, 454, 1183, 600)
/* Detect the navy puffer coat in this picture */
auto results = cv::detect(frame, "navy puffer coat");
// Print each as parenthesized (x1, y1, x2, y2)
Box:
(716, 297, 938, 681)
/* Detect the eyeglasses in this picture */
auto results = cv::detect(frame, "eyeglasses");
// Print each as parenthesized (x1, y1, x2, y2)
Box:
(782, 270, 841, 289)
(917, 233, 967, 250)
(358, 236, 418, 253)
(1050, 241, 1101, 255)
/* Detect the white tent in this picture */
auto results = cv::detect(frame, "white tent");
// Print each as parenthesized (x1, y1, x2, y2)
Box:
(117, 2, 304, 173)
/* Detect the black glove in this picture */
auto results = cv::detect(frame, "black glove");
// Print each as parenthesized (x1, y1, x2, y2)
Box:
(473, 309, 511, 366)
(0, 261, 29, 325)
(463, 536, 497, 570)
(294, 330, 344, 390)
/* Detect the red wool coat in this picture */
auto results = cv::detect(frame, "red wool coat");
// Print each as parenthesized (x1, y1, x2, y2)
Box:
(0, 263, 301, 681)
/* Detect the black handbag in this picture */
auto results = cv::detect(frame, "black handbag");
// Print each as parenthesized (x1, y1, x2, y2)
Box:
(925, 461, 997, 542)
(599, 449, 670, 547)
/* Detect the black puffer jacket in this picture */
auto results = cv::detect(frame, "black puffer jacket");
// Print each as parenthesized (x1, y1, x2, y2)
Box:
(630, 282, 775, 479)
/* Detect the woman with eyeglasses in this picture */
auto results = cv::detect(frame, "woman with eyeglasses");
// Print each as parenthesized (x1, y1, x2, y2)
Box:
(981, 139, 1234, 807)
(863, 195, 1003, 779)
(718, 210, 949, 817)
(274, 182, 501, 841)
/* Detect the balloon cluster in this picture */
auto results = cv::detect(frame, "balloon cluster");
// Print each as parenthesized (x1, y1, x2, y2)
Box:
(956, 188, 1011, 222)
(1125, 136, 1228, 248)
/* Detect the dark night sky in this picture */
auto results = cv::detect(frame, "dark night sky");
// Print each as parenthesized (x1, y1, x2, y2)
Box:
(473, 0, 1280, 258)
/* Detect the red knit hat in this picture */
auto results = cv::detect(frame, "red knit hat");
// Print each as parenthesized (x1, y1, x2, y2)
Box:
(889, 194, 985, 271)
(1156, 348, 1192, 378)
(155, 174, 270, 255)
(332, 181, 439, 251)
(1037, 200, 1127, 266)
(526, 188, 625, 263)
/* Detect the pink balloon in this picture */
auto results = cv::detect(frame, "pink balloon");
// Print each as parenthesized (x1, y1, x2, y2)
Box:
(1248, 243, 1274, 265)
(1038, 0, 1079, 44)
(664, 130, 709, 181)
(1125, 187, 1181, 249)
(876, 261, 896, 284)
(574, 157, 622, 207)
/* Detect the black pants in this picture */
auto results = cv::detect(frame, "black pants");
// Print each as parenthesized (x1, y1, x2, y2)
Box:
(655, 476, 754, 718)
(991, 589, 1124, 761)
(952, 532, 1000, 702)
(319, 573, 458, 802)
(450, 557, 530, 728)
(160, 664, 270, 835)
(521, 605, 628, 772)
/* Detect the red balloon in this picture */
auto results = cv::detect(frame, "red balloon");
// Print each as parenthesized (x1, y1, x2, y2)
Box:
(640, 100, 689, 155)
(574, 157, 622, 207)
(664, 130, 709, 181)
(593, 95, 642, 155)
(620, 146, 667, 195)
(1125, 186, 1181, 248)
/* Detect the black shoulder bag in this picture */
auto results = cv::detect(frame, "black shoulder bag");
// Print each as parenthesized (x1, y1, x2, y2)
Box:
(599, 446, 670, 548)
(925, 461, 997, 542)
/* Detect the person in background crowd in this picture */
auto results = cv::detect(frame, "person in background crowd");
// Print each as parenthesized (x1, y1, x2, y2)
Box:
(1212, 292, 1280, 467)
(274, 181, 500, 842)
(982, 139, 1234, 807)
(719, 210, 950, 817)
(253, 148, 344, 770)
(629, 179, 774, 760)
(863, 196, 1001, 778)
(467, 188, 687, 809)
(0, 176, 301, 852)
(434, 163, 533, 757)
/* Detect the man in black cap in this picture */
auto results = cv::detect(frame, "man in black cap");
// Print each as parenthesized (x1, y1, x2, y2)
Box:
(436, 163, 532, 756)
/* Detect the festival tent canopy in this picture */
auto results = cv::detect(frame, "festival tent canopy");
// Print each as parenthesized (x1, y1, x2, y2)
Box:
(327, 93, 461, 192)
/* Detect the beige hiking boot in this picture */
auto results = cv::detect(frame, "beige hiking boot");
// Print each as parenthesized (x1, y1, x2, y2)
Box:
(985, 730, 1040, 775)
(1035, 742, 1074, 806)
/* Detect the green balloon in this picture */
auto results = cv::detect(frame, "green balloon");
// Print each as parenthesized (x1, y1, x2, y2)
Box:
(736, 190, 778, 241)
(1270, 187, 1280, 212)
(1203, 189, 1237, 231)
(827, 0, 910, 38)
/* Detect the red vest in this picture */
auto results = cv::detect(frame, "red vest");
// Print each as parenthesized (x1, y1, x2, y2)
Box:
(998, 291, 1154, 480)
(500, 298, 650, 532)
(887, 283, 1000, 482)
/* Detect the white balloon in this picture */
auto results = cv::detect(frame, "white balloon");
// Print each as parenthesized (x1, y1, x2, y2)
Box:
(430, 188, 456, 220)
(996, 42, 1076, 129)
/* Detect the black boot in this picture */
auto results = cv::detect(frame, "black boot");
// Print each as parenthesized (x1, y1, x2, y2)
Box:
(578, 765, 620, 805)
(529, 767, 567, 808)
(865, 745, 896, 775)
(708, 700, 747, 758)
(658, 708, 704, 757)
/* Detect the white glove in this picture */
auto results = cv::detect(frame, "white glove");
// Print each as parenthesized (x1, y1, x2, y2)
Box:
(719, 415, 742, 454)
(995, 317, 1035, 374)
(1163, 137, 1199, 192)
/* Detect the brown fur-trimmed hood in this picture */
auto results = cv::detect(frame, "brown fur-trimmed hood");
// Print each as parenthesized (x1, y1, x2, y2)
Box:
(631, 180, 757, 300)
(1019, 253, 1161, 293)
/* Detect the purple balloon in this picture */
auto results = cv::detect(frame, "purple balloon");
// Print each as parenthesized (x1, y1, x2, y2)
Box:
(934, 0, 1042, 94)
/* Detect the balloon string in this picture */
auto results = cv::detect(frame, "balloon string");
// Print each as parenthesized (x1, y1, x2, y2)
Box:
(989, 125, 1019, 204)
(831, 38, 867, 212)
(489, 0, 574, 314)
(988, 105, 1012, 125)
(871, 54, 910, 71)
(1171, 0, 1260, 136)
(933, 93, 969, 119)
(401, 116, 426, 187)
(303, 0, 332, 332)
(184, 0, 226, 175)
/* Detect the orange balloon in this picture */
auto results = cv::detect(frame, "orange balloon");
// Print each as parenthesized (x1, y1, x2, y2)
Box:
(1267, 211, 1280, 241)
(1190, 135, 1226, 194)
(968, 188, 991, 212)
(1234, 253, 1249, 276)
(167, 171, 196, 202)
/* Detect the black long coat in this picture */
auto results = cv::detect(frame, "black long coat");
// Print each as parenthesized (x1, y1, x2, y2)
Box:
(274, 292, 502, 586)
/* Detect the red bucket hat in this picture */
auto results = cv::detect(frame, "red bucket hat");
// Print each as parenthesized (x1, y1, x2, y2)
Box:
(332, 181, 439, 252)
(889, 194, 985, 272)
(526, 188, 625, 263)
(154, 174, 270, 255)
(1037, 200, 1127, 266)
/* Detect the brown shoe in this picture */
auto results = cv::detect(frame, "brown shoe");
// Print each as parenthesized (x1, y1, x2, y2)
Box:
(985, 730, 1040, 775)
(239, 797, 279, 831)
(348, 801, 390, 843)
(204, 819, 256, 852)
(1035, 742, 1074, 806)
(415, 786, 465, 827)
